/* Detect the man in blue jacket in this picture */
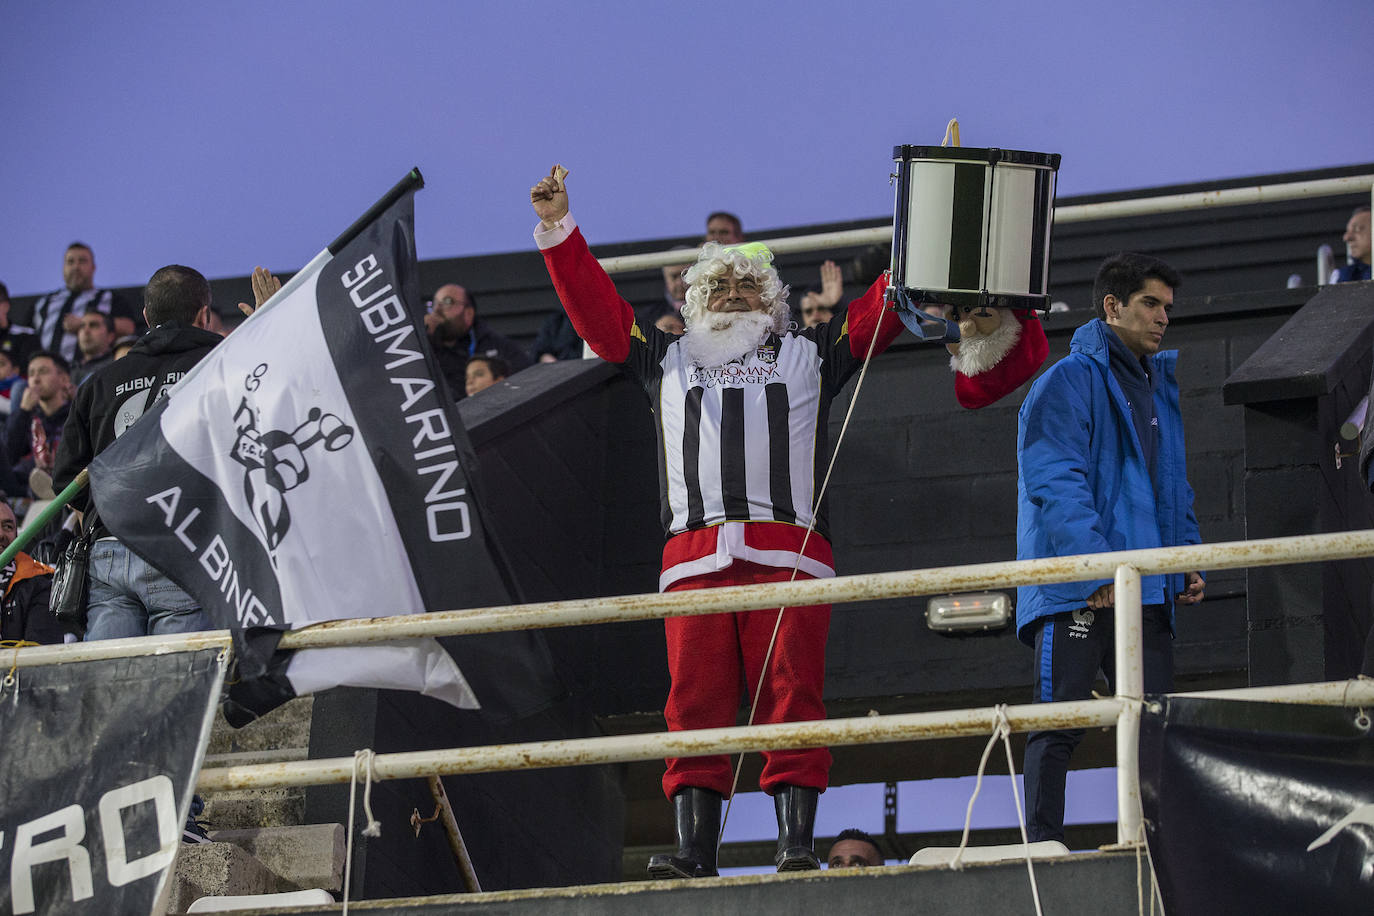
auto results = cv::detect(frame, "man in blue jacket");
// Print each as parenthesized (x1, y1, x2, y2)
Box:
(1016, 252, 1205, 844)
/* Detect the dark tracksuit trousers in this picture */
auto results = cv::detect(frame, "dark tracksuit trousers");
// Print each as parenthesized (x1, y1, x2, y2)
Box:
(1023, 603, 1173, 843)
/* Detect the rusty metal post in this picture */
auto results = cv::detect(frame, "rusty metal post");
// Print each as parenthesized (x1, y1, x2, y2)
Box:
(427, 775, 481, 893)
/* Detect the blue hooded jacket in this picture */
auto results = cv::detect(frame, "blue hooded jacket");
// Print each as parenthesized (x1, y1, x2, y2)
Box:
(1014, 318, 1201, 644)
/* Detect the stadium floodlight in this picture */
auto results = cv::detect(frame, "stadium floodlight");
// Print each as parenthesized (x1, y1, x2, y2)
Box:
(926, 592, 1011, 632)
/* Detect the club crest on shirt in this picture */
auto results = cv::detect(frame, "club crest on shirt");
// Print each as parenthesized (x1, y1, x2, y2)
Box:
(755, 341, 778, 364)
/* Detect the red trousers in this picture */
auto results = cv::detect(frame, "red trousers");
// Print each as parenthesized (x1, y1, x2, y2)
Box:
(661, 560, 832, 799)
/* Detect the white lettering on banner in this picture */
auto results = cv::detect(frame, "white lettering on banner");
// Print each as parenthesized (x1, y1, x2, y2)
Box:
(98, 776, 177, 887)
(6, 777, 180, 912)
(340, 254, 475, 543)
(338, 254, 378, 288)
(374, 325, 424, 371)
(427, 501, 471, 542)
(199, 535, 270, 626)
(145, 487, 272, 626)
(391, 377, 435, 412)
(9, 804, 93, 913)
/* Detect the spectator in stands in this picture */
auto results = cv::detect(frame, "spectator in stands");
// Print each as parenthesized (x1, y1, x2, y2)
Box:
(533, 164, 903, 880)
(112, 335, 139, 360)
(705, 211, 745, 245)
(797, 261, 846, 328)
(531, 310, 584, 362)
(424, 283, 532, 398)
(0, 499, 60, 645)
(0, 282, 37, 371)
(54, 265, 221, 642)
(1332, 206, 1371, 283)
(0, 351, 21, 417)
(637, 248, 695, 330)
(71, 311, 116, 386)
(7, 351, 72, 495)
(1016, 252, 1204, 845)
(826, 828, 884, 868)
(19, 243, 138, 362)
(654, 312, 685, 335)
(799, 293, 833, 328)
(663, 256, 691, 312)
(464, 355, 509, 397)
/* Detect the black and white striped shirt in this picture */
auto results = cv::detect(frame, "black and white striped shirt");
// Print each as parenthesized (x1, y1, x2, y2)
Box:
(25, 288, 117, 362)
(625, 322, 866, 541)
(537, 215, 900, 588)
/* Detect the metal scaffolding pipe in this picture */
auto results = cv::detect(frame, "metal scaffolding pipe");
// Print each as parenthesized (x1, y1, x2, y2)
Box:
(195, 679, 1374, 793)
(198, 699, 1123, 792)
(596, 175, 1374, 275)
(11, 529, 1374, 668)
(1113, 565, 1143, 845)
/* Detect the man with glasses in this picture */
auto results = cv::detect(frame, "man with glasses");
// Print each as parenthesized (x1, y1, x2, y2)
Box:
(424, 283, 531, 399)
(531, 165, 903, 880)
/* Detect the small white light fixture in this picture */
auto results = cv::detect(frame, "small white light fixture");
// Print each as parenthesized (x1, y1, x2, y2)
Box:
(926, 592, 1011, 632)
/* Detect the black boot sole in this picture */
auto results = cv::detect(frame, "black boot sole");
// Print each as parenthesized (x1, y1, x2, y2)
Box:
(775, 846, 820, 872)
(647, 854, 717, 880)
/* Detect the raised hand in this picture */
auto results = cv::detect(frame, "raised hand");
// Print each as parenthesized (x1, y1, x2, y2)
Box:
(815, 260, 843, 308)
(530, 164, 570, 229)
(238, 266, 282, 317)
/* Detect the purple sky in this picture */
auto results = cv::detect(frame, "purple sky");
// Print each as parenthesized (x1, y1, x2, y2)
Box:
(3, 1, 1370, 297)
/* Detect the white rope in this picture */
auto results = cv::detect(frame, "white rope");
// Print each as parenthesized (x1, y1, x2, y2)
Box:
(342, 748, 382, 913)
(947, 705, 1045, 916)
(720, 294, 895, 842)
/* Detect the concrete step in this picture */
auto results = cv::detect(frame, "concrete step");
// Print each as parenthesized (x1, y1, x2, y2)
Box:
(207, 695, 314, 756)
(208, 824, 345, 892)
(164, 849, 1149, 915)
(166, 841, 300, 915)
(202, 788, 305, 831)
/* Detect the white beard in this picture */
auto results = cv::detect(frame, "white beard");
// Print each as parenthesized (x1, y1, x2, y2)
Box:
(950, 313, 1021, 376)
(683, 311, 774, 367)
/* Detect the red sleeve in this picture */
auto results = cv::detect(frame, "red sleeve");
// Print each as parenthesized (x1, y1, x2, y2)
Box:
(845, 274, 902, 358)
(540, 226, 636, 364)
(953, 313, 1049, 409)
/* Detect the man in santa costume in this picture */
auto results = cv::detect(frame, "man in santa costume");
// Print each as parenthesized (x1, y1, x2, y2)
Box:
(531, 165, 902, 878)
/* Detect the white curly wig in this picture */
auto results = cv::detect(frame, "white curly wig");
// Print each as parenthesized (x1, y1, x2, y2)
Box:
(681, 242, 791, 332)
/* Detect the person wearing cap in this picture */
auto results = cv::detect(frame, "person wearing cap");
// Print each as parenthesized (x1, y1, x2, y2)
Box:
(531, 165, 902, 879)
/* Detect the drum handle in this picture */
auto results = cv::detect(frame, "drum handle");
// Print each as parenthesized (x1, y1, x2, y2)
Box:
(941, 118, 961, 147)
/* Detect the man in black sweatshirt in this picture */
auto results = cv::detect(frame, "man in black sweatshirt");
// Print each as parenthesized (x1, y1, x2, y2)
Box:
(54, 265, 223, 640)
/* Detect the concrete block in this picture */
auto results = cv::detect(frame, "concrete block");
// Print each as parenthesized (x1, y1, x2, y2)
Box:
(202, 788, 305, 830)
(209, 824, 344, 891)
(166, 841, 297, 914)
(208, 696, 314, 755)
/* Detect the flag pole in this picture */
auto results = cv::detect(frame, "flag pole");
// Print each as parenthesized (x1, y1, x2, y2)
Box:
(0, 468, 87, 567)
(328, 168, 425, 255)
(2, 167, 427, 573)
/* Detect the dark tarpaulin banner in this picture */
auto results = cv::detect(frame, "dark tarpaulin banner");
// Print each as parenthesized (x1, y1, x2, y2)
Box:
(0, 649, 224, 916)
(1140, 695, 1374, 914)
(84, 182, 555, 714)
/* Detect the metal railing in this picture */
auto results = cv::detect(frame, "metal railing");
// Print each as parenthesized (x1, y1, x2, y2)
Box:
(595, 173, 1374, 275)
(12, 529, 1374, 848)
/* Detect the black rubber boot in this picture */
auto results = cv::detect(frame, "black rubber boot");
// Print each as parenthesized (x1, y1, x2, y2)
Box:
(774, 785, 820, 872)
(647, 787, 722, 879)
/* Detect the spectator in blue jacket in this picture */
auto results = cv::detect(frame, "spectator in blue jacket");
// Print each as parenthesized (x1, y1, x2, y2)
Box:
(1015, 252, 1205, 844)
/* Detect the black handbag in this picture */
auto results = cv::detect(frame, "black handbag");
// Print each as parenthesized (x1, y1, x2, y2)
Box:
(50, 509, 98, 637)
